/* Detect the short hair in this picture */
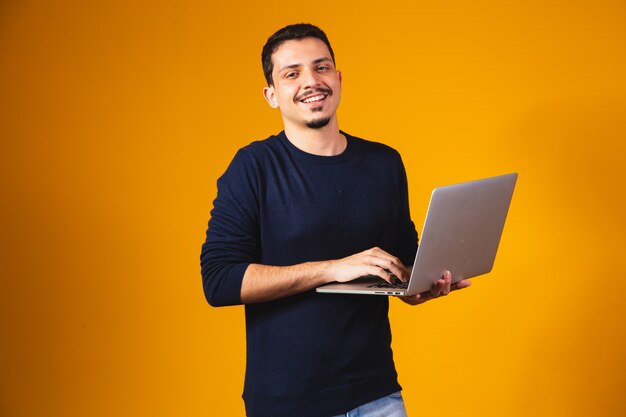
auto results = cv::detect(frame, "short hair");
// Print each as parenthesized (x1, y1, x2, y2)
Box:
(261, 23, 336, 86)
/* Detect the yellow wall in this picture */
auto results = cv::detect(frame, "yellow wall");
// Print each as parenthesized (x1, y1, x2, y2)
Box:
(1, 1, 625, 416)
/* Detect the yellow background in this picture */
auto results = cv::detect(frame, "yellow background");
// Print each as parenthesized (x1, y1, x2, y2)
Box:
(1, 0, 625, 416)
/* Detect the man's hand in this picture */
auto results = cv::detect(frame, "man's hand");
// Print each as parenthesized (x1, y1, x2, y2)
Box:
(400, 270, 471, 305)
(325, 247, 409, 285)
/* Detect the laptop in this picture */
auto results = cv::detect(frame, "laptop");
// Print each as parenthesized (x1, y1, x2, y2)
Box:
(316, 173, 517, 296)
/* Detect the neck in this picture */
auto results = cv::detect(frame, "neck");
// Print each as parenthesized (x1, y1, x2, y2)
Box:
(283, 117, 346, 156)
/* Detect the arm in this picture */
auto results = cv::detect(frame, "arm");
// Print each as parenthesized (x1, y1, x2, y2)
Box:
(241, 247, 410, 304)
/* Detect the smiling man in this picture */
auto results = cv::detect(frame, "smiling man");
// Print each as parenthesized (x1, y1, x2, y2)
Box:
(201, 23, 469, 417)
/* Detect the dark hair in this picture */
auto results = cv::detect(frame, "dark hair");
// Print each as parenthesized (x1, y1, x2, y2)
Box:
(261, 23, 335, 86)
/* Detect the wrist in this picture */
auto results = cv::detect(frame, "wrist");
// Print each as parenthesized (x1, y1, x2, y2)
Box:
(310, 260, 334, 284)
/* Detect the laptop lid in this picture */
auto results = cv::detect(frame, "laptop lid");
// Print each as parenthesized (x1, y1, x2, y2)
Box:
(405, 172, 517, 295)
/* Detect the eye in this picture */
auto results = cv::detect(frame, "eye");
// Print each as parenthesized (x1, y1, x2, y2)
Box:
(286, 71, 298, 79)
(317, 65, 329, 71)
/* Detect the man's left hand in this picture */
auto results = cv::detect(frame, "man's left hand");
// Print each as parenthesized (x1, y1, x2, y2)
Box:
(400, 270, 471, 306)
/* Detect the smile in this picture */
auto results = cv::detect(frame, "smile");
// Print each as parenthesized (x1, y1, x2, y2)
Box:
(301, 94, 326, 103)
(296, 87, 332, 105)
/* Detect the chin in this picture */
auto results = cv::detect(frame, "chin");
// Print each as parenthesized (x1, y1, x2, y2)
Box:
(305, 116, 331, 129)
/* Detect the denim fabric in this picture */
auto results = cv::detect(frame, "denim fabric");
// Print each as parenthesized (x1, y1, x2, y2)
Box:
(331, 391, 408, 417)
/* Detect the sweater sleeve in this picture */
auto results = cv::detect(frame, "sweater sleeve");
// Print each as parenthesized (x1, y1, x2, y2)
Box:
(200, 150, 260, 307)
(394, 153, 419, 266)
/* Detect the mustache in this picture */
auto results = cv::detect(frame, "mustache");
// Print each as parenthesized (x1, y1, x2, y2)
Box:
(294, 87, 332, 102)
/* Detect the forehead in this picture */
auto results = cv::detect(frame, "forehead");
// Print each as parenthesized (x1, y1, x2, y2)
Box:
(271, 38, 333, 71)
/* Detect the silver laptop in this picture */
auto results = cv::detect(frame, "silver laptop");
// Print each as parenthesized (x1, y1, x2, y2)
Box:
(316, 173, 517, 296)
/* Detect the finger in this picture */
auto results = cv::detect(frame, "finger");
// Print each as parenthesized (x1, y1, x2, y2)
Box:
(441, 271, 452, 296)
(383, 265, 408, 283)
(391, 262, 410, 282)
(367, 253, 408, 282)
(430, 278, 445, 297)
(451, 279, 471, 291)
(347, 255, 398, 284)
(368, 266, 395, 284)
(385, 257, 409, 282)
(353, 255, 392, 283)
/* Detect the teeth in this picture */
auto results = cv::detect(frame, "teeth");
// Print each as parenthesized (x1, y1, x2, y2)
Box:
(302, 95, 325, 103)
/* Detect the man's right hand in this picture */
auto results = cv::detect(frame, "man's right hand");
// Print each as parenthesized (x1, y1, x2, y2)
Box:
(323, 247, 409, 285)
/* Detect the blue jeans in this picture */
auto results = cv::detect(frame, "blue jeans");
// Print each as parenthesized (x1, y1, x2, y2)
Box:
(332, 391, 408, 417)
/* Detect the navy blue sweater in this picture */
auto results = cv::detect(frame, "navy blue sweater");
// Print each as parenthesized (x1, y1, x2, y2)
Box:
(201, 131, 418, 417)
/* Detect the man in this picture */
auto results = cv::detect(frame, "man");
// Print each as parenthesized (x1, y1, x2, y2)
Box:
(201, 23, 470, 417)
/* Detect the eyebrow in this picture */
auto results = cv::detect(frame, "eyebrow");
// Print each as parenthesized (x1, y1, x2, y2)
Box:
(278, 57, 333, 73)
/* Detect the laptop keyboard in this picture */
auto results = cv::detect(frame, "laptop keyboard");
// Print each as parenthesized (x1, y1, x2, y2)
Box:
(368, 281, 409, 289)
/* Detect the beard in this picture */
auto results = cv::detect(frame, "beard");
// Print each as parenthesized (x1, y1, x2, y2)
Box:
(305, 116, 331, 129)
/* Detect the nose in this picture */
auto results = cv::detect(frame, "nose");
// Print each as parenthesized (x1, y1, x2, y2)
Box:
(301, 68, 321, 89)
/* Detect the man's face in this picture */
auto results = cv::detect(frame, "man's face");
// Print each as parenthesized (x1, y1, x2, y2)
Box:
(263, 37, 342, 130)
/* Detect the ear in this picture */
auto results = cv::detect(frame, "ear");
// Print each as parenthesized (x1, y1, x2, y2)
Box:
(263, 86, 279, 108)
(337, 70, 342, 85)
